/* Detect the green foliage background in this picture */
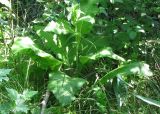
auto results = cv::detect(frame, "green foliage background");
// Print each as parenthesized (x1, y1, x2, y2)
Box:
(0, 0, 160, 113)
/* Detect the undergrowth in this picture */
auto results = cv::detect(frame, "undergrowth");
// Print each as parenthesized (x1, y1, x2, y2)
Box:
(0, 0, 160, 114)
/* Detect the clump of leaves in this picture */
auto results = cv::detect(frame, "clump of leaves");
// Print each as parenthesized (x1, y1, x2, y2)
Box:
(0, 69, 11, 82)
(0, 0, 159, 113)
(0, 88, 37, 114)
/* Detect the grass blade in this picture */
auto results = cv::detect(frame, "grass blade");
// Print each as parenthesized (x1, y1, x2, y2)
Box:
(135, 95, 160, 108)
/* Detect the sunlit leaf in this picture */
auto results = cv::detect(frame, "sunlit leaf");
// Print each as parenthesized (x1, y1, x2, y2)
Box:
(0, 69, 11, 82)
(48, 72, 86, 106)
(0, 0, 11, 9)
(44, 20, 73, 34)
(12, 37, 62, 70)
(80, 0, 107, 15)
(110, 0, 123, 4)
(80, 47, 125, 64)
(36, 0, 45, 2)
(135, 26, 145, 33)
(78, 16, 95, 24)
(6, 88, 19, 101)
(76, 16, 95, 34)
(136, 95, 160, 108)
(98, 62, 153, 84)
(22, 90, 38, 100)
(67, 3, 81, 23)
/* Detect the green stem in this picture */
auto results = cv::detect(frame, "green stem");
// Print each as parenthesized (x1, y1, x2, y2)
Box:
(25, 58, 32, 88)
(75, 27, 81, 74)
(9, 0, 14, 43)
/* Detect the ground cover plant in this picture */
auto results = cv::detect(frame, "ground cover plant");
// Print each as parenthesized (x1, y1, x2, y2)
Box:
(0, 0, 160, 113)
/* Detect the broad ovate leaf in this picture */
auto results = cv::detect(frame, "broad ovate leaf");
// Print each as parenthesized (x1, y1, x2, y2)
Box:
(80, 47, 125, 64)
(12, 37, 36, 53)
(80, 0, 106, 15)
(48, 72, 86, 106)
(12, 37, 62, 70)
(0, 69, 11, 82)
(76, 16, 95, 34)
(135, 95, 160, 108)
(98, 62, 153, 84)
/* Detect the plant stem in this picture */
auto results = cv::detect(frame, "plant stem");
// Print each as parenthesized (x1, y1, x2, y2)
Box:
(75, 27, 81, 74)
(41, 90, 50, 114)
(25, 58, 32, 88)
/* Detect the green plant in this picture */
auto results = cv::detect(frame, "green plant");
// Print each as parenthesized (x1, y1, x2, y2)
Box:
(0, 0, 159, 113)
(0, 88, 37, 114)
(0, 69, 11, 82)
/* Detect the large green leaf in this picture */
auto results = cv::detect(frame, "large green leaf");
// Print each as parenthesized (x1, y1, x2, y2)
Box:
(80, 0, 106, 15)
(135, 95, 160, 108)
(0, 69, 11, 82)
(76, 16, 95, 34)
(80, 47, 125, 64)
(67, 3, 95, 34)
(11, 37, 62, 69)
(34, 25, 63, 56)
(98, 62, 153, 84)
(48, 72, 86, 106)
(44, 20, 73, 34)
